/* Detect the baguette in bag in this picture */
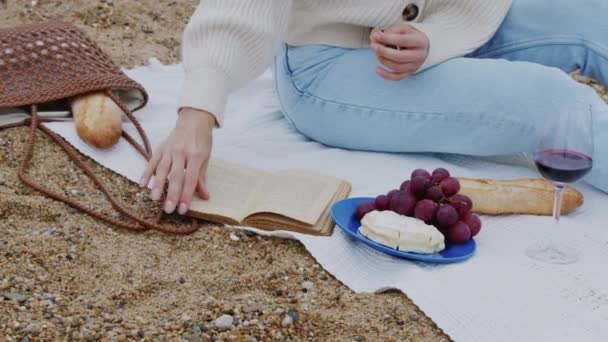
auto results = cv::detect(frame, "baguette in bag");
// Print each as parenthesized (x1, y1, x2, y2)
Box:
(71, 92, 123, 149)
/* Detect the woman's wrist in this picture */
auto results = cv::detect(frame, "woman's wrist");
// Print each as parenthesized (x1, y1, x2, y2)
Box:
(178, 107, 217, 130)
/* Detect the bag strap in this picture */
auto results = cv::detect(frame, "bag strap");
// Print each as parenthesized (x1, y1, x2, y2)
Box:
(3, 100, 199, 235)
(105, 90, 152, 158)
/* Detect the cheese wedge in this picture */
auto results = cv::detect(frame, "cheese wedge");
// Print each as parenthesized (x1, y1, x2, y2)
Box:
(360, 211, 445, 254)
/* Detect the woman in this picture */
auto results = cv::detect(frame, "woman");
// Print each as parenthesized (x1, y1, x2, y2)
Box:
(140, 0, 608, 215)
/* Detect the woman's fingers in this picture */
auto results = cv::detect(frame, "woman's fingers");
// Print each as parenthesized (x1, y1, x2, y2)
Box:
(151, 154, 172, 201)
(178, 151, 205, 214)
(372, 43, 421, 64)
(164, 151, 186, 214)
(140, 146, 163, 188)
(375, 66, 411, 81)
(370, 24, 429, 80)
(377, 56, 418, 74)
(383, 23, 417, 35)
(374, 31, 426, 50)
(197, 159, 210, 201)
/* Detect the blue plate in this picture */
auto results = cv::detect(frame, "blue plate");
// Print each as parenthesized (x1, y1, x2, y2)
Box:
(330, 197, 476, 264)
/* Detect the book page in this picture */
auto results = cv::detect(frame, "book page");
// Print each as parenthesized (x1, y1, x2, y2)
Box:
(248, 170, 344, 225)
(188, 158, 269, 222)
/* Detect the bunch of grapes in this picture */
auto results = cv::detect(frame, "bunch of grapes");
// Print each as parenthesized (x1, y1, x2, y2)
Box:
(355, 168, 482, 244)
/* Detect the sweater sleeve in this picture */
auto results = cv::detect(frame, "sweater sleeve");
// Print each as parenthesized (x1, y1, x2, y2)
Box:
(178, 0, 292, 126)
(410, 0, 513, 72)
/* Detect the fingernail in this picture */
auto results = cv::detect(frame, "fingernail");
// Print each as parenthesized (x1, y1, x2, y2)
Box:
(371, 43, 379, 52)
(139, 177, 146, 187)
(164, 200, 176, 214)
(372, 32, 380, 40)
(151, 188, 162, 201)
(178, 203, 188, 215)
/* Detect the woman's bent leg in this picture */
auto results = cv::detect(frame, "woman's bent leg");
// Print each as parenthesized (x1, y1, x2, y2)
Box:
(274, 44, 608, 192)
(471, 0, 608, 87)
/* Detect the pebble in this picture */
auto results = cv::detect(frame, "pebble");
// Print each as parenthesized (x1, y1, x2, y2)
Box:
(213, 314, 233, 330)
(43, 293, 56, 302)
(229, 233, 240, 241)
(23, 323, 41, 336)
(301, 281, 314, 292)
(0, 241, 6, 250)
(181, 314, 192, 322)
(20, 338, 30, 342)
(287, 311, 298, 322)
(0, 174, 5, 185)
(409, 311, 418, 321)
(281, 315, 293, 328)
(3, 292, 26, 304)
(70, 189, 83, 196)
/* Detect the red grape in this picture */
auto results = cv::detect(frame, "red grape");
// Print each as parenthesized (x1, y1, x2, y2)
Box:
(410, 176, 431, 198)
(414, 199, 438, 222)
(450, 194, 473, 217)
(400, 180, 411, 192)
(391, 192, 417, 216)
(424, 186, 443, 202)
(431, 168, 450, 184)
(375, 195, 390, 211)
(436, 205, 459, 228)
(411, 169, 431, 180)
(355, 202, 376, 220)
(463, 213, 482, 237)
(439, 177, 460, 197)
(447, 222, 471, 244)
(387, 189, 400, 202)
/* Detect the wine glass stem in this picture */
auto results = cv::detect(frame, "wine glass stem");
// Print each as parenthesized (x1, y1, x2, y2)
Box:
(553, 184, 565, 221)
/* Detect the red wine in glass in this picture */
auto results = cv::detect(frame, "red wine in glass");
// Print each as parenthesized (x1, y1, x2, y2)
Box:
(534, 149, 593, 184)
(526, 101, 594, 265)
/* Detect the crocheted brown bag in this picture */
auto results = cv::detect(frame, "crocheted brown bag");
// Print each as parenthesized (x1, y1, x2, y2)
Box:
(0, 21, 198, 234)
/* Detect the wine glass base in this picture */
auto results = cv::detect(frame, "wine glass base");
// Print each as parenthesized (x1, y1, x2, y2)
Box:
(525, 244, 579, 265)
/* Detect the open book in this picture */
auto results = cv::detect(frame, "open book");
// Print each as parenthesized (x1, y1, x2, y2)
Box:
(187, 159, 352, 236)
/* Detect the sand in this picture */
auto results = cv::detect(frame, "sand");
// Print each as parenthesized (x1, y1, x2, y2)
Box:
(0, 1, 606, 341)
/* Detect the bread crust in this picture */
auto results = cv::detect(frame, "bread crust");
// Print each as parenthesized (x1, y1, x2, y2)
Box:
(71, 92, 123, 149)
(458, 177, 584, 216)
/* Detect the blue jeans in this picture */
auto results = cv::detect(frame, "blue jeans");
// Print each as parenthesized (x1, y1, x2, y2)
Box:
(273, 0, 608, 192)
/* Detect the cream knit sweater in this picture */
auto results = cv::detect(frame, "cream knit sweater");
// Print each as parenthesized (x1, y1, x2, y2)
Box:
(179, 0, 513, 126)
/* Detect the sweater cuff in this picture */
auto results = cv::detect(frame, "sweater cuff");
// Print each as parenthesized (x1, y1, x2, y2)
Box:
(178, 67, 231, 127)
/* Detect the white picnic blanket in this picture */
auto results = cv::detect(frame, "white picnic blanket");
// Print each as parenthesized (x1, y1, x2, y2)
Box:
(46, 59, 608, 342)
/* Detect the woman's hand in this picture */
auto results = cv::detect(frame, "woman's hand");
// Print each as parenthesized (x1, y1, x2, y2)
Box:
(139, 107, 215, 215)
(370, 24, 430, 81)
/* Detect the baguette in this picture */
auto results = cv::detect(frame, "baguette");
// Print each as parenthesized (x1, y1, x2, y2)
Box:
(458, 178, 584, 216)
(71, 92, 123, 149)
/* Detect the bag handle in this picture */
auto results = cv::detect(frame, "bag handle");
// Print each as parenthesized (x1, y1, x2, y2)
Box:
(11, 101, 199, 235)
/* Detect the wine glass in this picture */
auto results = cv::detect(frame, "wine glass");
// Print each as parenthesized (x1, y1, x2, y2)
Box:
(525, 101, 594, 265)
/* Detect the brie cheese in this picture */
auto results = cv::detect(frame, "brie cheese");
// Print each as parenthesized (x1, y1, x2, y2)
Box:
(359, 210, 445, 254)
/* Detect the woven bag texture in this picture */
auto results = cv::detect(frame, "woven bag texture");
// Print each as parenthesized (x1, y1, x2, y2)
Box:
(0, 21, 147, 109)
